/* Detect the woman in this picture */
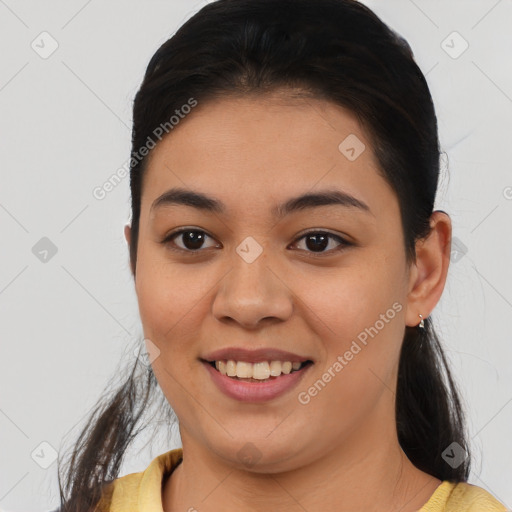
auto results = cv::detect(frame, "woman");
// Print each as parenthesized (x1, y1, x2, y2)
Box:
(57, 0, 508, 510)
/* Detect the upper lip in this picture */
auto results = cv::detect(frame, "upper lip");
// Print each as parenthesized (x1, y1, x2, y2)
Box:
(202, 347, 313, 364)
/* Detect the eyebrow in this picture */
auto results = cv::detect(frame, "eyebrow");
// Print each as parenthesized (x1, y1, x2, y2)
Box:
(150, 186, 372, 218)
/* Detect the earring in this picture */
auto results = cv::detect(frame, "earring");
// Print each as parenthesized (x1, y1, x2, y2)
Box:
(418, 314, 425, 329)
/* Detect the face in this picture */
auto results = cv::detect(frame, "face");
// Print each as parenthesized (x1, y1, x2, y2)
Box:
(128, 91, 415, 472)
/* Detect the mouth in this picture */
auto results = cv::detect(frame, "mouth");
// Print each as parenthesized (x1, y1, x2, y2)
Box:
(202, 359, 314, 382)
(201, 356, 314, 402)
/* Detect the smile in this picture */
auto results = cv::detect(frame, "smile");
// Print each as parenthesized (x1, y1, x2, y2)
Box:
(210, 359, 311, 380)
(202, 359, 314, 402)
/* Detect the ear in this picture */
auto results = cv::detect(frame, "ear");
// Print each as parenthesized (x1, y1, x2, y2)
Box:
(124, 224, 134, 276)
(405, 211, 452, 327)
(124, 223, 131, 246)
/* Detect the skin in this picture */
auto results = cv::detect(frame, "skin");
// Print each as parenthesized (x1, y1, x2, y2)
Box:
(124, 90, 452, 512)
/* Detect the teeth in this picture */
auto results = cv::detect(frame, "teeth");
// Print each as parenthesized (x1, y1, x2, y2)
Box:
(269, 360, 282, 376)
(214, 360, 305, 379)
(236, 361, 252, 378)
(282, 361, 292, 374)
(226, 360, 237, 377)
(253, 362, 270, 379)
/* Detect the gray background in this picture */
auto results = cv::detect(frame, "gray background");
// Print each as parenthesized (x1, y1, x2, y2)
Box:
(0, 0, 511, 510)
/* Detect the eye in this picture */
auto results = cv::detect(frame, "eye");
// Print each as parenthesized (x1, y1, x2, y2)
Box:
(161, 228, 351, 256)
(291, 230, 351, 255)
(161, 228, 219, 254)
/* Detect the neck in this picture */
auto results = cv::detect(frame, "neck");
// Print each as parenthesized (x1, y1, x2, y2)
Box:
(162, 418, 441, 512)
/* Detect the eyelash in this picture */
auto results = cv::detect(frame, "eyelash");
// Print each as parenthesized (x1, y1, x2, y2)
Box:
(160, 228, 352, 257)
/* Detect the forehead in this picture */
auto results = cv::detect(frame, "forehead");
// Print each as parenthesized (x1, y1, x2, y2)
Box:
(140, 92, 396, 220)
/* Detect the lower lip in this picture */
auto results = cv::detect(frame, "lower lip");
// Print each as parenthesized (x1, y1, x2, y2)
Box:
(203, 361, 312, 403)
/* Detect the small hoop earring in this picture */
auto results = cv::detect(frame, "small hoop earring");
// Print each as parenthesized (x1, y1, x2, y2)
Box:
(418, 314, 425, 329)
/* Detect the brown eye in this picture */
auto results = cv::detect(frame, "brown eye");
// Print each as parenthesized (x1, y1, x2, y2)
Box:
(292, 231, 351, 255)
(161, 229, 351, 257)
(162, 229, 219, 253)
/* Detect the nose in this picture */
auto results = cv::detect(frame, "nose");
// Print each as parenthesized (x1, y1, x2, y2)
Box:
(211, 250, 294, 329)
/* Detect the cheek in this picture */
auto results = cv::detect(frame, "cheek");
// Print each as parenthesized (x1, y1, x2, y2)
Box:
(296, 261, 405, 342)
(135, 258, 208, 348)
(294, 269, 406, 430)
(297, 257, 407, 398)
(134, 260, 208, 413)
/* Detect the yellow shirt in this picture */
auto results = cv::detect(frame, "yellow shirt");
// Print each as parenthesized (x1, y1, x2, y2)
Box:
(95, 448, 508, 511)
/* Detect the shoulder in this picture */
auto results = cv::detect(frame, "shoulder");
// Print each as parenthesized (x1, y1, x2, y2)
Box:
(94, 448, 183, 511)
(447, 482, 509, 511)
(421, 480, 509, 512)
